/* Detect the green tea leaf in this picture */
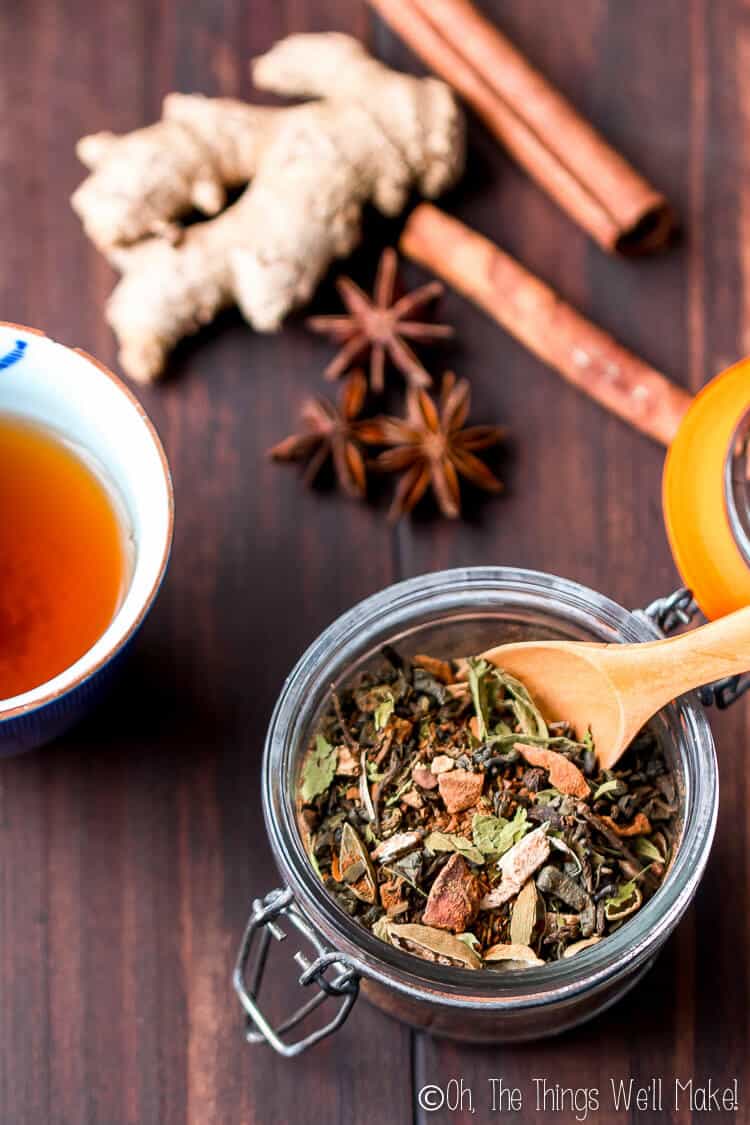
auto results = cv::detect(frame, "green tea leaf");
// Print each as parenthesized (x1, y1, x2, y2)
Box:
(594, 778, 621, 800)
(472, 807, 529, 859)
(467, 658, 492, 741)
(424, 831, 485, 866)
(604, 878, 639, 918)
(374, 693, 395, 731)
(604, 864, 652, 919)
(300, 735, 338, 802)
(493, 669, 548, 739)
(634, 836, 664, 863)
(534, 788, 563, 802)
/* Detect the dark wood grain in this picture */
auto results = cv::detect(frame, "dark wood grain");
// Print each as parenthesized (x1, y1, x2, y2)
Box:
(0, 0, 748, 1122)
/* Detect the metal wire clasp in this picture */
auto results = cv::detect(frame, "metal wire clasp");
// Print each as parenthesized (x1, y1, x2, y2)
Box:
(233, 887, 360, 1057)
(640, 587, 750, 708)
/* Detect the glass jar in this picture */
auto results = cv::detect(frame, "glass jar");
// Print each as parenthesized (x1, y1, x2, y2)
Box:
(234, 567, 717, 1056)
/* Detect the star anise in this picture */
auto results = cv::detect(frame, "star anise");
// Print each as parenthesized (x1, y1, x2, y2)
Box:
(359, 373, 506, 521)
(307, 247, 454, 392)
(269, 371, 367, 499)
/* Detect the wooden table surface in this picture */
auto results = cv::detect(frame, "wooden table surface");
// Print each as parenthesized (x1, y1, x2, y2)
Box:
(2, 1, 748, 1122)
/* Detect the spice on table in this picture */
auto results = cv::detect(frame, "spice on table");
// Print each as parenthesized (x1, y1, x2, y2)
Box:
(297, 648, 678, 969)
(268, 371, 368, 498)
(307, 247, 454, 392)
(71, 34, 464, 383)
(359, 371, 505, 520)
(401, 205, 692, 447)
(367, 0, 674, 253)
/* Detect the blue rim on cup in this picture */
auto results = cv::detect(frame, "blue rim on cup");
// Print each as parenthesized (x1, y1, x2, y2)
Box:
(0, 322, 174, 755)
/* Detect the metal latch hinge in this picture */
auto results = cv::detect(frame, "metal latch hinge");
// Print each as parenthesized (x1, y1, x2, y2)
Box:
(233, 887, 360, 1058)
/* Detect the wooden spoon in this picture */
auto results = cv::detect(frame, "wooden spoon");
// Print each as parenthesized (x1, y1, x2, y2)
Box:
(481, 606, 750, 768)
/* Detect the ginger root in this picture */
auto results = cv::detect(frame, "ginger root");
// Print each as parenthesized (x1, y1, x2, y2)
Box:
(72, 33, 464, 382)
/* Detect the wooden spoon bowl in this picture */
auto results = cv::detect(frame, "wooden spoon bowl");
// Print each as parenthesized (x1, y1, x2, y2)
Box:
(481, 606, 750, 768)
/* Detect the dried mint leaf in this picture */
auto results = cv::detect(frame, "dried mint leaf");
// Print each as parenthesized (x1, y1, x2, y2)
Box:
(472, 807, 528, 858)
(300, 734, 338, 802)
(424, 831, 485, 866)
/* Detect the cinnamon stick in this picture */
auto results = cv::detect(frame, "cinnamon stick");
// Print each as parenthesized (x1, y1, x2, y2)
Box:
(369, 0, 675, 254)
(400, 204, 691, 446)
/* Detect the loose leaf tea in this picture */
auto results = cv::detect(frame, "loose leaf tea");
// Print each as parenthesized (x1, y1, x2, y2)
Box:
(297, 649, 678, 969)
(300, 734, 338, 803)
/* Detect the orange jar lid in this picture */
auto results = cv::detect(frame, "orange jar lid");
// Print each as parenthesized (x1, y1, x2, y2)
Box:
(663, 356, 750, 620)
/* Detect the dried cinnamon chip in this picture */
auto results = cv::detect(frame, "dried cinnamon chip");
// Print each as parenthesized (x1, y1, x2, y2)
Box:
(516, 743, 590, 798)
(380, 878, 409, 917)
(422, 853, 480, 932)
(413, 653, 455, 684)
(413, 765, 439, 790)
(600, 812, 652, 837)
(400, 789, 424, 810)
(437, 768, 484, 813)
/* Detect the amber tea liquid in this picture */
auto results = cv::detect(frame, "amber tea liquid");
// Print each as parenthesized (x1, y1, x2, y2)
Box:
(0, 414, 129, 699)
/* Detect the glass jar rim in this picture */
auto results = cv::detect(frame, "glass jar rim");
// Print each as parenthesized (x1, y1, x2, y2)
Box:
(262, 567, 717, 1011)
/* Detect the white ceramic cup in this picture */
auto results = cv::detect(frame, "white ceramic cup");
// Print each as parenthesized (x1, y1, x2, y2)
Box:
(0, 321, 174, 754)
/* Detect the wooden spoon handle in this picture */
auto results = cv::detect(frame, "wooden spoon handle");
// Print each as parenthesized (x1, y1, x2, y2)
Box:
(602, 605, 750, 710)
